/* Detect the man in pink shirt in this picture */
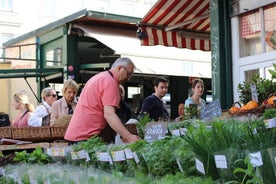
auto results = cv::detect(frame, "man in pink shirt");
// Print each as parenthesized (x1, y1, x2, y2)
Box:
(64, 57, 140, 143)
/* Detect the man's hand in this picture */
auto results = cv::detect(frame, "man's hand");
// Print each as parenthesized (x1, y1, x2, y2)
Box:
(122, 134, 141, 143)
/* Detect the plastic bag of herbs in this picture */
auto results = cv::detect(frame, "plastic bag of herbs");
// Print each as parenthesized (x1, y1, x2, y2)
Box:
(71, 136, 105, 167)
(108, 144, 129, 174)
(127, 139, 149, 174)
(95, 144, 112, 172)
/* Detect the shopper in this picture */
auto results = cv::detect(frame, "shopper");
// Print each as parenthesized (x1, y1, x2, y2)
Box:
(185, 78, 206, 111)
(50, 79, 79, 126)
(64, 57, 140, 144)
(175, 102, 185, 121)
(140, 76, 169, 121)
(116, 84, 131, 124)
(28, 87, 57, 126)
(12, 92, 35, 127)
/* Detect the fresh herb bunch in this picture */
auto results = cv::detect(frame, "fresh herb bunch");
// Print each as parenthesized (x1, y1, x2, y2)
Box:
(237, 74, 276, 105)
(95, 144, 112, 171)
(262, 108, 276, 119)
(109, 144, 128, 173)
(142, 137, 180, 177)
(136, 113, 152, 138)
(13, 147, 50, 164)
(127, 140, 148, 174)
(72, 136, 105, 167)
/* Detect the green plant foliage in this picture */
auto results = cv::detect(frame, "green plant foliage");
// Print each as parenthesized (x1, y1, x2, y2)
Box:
(72, 136, 105, 167)
(136, 113, 152, 138)
(142, 137, 181, 177)
(268, 63, 276, 80)
(262, 108, 276, 119)
(237, 74, 276, 105)
(13, 147, 50, 164)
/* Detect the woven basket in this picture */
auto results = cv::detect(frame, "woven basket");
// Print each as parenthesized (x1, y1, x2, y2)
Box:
(12, 127, 51, 140)
(52, 115, 72, 127)
(235, 104, 273, 116)
(0, 126, 12, 138)
(51, 126, 68, 138)
(124, 124, 138, 135)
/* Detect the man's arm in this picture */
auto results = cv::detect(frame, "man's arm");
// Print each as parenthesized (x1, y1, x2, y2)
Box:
(104, 105, 140, 143)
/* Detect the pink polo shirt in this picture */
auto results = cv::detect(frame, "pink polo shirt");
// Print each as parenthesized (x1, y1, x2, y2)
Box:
(64, 71, 120, 141)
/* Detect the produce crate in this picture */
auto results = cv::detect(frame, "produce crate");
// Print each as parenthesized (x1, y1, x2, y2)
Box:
(0, 127, 12, 139)
(50, 126, 68, 138)
(124, 124, 138, 135)
(12, 127, 51, 141)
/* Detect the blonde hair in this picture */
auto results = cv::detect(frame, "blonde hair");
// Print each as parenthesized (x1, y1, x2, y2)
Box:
(14, 92, 35, 112)
(61, 79, 79, 96)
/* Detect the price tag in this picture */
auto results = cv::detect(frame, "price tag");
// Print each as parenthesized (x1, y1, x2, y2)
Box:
(46, 147, 66, 157)
(171, 129, 180, 136)
(144, 122, 168, 142)
(195, 158, 205, 174)
(111, 150, 126, 162)
(214, 155, 228, 169)
(124, 148, 133, 159)
(179, 128, 187, 136)
(133, 152, 140, 163)
(249, 151, 263, 167)
(250, 83, 258, 102)
(71, 150, 90, 161)
(96, 152, 111, 162)
(264, 118, 276, 128)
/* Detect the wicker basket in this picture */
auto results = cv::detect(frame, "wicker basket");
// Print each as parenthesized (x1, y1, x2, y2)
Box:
(51, 126, 68, 138)
(12, 127, 51, 141)
(0, 126, 12, 139)
(52, 115, 72, 127)
(124, 124, 138, 135)
(235, 104, 271, 116)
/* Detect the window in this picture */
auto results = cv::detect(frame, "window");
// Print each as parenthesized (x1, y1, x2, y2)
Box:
(46, 47, 62, 67)
(127, 86, 141, 99)
(0, 0, 12, 11)
(239, 3, 276, 57)
(244, 69, 259, 82)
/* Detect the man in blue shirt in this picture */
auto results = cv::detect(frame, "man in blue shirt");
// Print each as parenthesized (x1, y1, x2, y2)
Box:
(141, 77, 169, 121)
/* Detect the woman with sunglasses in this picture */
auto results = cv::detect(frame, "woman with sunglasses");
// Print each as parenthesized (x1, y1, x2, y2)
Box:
(28, 87, 57, 126)
(12, 92, 35, 127)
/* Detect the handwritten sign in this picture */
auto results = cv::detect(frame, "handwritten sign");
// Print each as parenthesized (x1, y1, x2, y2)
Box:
(144, 122, 168, 142)
(200, 98, 222, 121)
(250, 83, 258, 102)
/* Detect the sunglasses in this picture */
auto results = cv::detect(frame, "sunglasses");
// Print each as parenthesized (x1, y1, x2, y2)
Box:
(48, 94, 57, 98)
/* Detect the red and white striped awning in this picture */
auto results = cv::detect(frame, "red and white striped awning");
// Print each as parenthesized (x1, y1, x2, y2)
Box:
(138, 0, 210, 51)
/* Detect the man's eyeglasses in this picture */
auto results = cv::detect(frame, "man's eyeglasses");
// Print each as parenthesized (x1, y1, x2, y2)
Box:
(122, 66, 133, 78)
(48, 94, 57, 98)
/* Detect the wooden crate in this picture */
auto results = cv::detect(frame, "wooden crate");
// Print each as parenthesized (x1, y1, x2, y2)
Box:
(51, 126, 68, 138)
(0, 127, 12, 139)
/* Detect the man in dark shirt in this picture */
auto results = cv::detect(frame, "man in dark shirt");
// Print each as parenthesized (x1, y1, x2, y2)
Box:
(141, 77, 169, 121)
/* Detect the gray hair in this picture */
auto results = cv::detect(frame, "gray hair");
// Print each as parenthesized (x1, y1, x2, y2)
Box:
(41, 87, 55, 100)
(111, 57, 135, 68)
